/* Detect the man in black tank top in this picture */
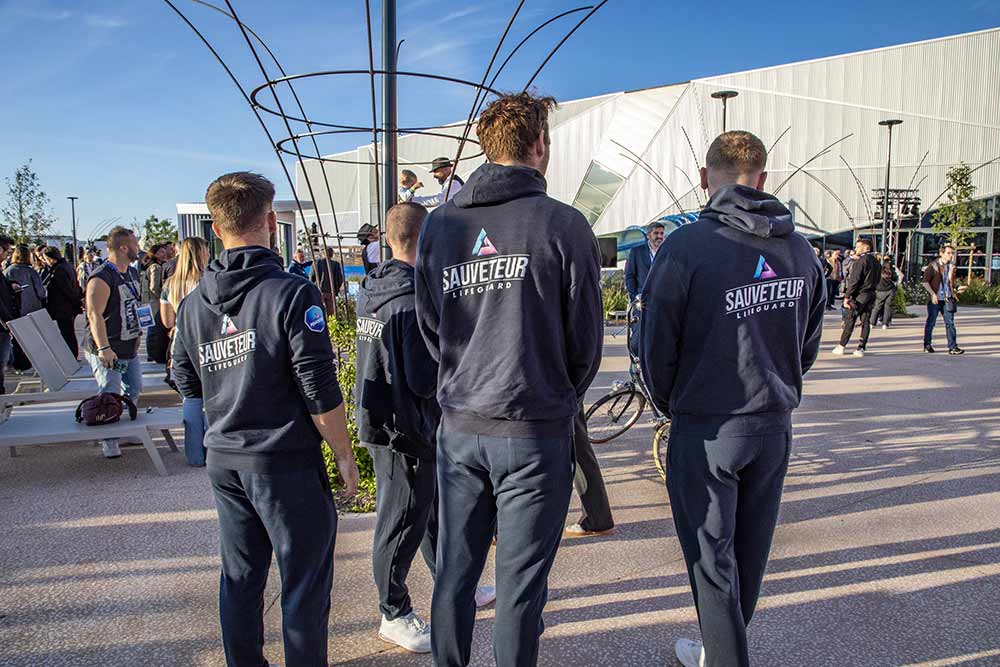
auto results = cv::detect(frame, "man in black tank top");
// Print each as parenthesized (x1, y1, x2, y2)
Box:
(83, 226, 144, 459)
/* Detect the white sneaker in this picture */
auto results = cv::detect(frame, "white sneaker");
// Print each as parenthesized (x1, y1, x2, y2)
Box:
(853, 348, 865, 358)
(378, 612, 431, 653)
(675, 638, 705, 667)
(475, 585, 497, 608)
(831, 345, 846, 355)
(102, 441, 121, 459)
(882, 324, 888, 330)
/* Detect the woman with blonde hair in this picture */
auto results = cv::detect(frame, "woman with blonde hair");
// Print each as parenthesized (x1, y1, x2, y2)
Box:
(161, 236, 210, 466)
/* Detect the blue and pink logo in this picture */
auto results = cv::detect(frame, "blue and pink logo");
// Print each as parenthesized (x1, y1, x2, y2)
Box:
(754, 255, 777, 280)
(472, 228, 498, 257)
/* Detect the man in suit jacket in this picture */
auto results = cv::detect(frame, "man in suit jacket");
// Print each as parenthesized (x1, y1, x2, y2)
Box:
(624, 221, 665, 300)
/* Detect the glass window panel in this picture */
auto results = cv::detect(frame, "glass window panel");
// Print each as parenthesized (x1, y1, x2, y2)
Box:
(571, 161, 625, 226)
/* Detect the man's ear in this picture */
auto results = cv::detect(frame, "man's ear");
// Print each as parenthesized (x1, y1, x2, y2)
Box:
(757, 171, 768, 191)
(699, 167, 709, 191)
(211, 220, 222, 241)
(267, 209, 277, 233)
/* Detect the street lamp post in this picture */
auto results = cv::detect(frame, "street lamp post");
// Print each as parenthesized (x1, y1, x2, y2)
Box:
(878, 119, 903, 259)
(67, 196, 79, 267)
(711, 90, 739, 132)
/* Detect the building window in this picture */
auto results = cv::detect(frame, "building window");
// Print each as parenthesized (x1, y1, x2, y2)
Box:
(572, 161, 625, 226)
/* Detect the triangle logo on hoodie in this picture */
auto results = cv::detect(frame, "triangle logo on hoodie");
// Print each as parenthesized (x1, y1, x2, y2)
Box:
(472, 228, 498, 257)
(754, 255, 778, 280)
(221, 314, 239, 335)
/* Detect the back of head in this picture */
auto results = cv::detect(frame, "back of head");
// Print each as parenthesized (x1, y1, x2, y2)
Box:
(386, 202, 427, 258)
(704, 131, 768, 194)
(169, 236, 209, 305)
(477, 92, 557, 165)
(12, 245, 31, 265)
(42, 246, 63, 262)
(205, 171, 275, 239)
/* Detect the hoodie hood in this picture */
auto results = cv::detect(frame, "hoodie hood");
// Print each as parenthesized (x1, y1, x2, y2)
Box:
(452, 163, 547, 209)
(700, 184, 794, 238)
(200, 246, 284, 316)
(358, 259, 414, 314)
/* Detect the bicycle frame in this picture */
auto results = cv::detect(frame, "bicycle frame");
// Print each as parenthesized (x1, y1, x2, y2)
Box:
(624, 296, 668, 426)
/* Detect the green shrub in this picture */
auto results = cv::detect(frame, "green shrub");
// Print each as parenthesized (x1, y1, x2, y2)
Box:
(891, 287, 910, 316)
(322, 299, 376, 512)
(601, 270, 629, 316)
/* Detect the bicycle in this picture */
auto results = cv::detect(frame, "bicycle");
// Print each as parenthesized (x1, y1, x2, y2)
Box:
(585, 297, 672, 480)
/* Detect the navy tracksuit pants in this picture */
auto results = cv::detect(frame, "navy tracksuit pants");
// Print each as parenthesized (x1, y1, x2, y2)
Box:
(208, 464, 338, 667)
(431, 426, 574, 667)
(666, 423, 791, 667)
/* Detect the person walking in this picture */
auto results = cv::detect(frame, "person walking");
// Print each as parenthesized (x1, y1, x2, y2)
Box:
(922, 244, 966, 354)
(415, 92, 603, 667)
(40, 246, 84, 358)
(5, 245, 47, 314)
(624, 221, 666, 300)
(826, 249, 842, 310)
(831, 237, 880, 358)
(640, 130, 826, 667)
(160, 237, 210, 467)
(563, 404, 616, 538)
(873, 259, 900, 329)
(82, 227, 144, 460)
(171, 172, 359, 667)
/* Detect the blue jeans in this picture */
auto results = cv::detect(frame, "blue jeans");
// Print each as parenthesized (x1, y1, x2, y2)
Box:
(0, 328, 11, 393)
(85, 352, 143, 448)
(182, 397, 207, 466)
(431, 427, 574, 667)
(208, 464, 337, 667)
(923, 301, 958, 349)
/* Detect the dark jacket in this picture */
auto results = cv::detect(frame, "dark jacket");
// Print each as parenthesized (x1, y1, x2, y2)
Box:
(922, 260, 958, 298)
(312, 257, 344, 295)
(171, 246, 343, 472)
(415, 163, 604, 438)
(5, 264, 46, 313)
(42, 259, 83, 320)
(0, 272, 19, 324)
(624, 243, 656, 299)
(639, 184, 826, 436)
(287, 260, 311, 279)
(843, 252, 880, 304)
(877, 264, 899, 292)
(355, 259, 439, 460)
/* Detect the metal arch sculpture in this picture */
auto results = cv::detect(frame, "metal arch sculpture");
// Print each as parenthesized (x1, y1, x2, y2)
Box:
(164, 0, 610, 312)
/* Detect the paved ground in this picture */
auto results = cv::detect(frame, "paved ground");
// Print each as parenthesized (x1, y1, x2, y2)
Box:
(1, 307, 999, 667)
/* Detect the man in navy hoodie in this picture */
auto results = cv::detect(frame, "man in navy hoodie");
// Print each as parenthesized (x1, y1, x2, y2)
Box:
(415, 92, 604, 667)
(172, 172, 358, 667)
(640, 132, 825, 667)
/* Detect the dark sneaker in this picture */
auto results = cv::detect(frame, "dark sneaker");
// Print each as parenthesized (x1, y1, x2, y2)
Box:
(924, 345, 936, 353)
(949, 347, 965, 355)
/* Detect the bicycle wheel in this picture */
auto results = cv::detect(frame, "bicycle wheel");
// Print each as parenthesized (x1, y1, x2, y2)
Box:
(585, 387, 646, 443)
(652, 421, 671, 481)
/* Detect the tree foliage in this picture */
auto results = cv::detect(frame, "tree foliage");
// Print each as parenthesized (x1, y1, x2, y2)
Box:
(142, 215, 178, 246)
(932, 163, 982, 247)
(1, 161, 56, 242)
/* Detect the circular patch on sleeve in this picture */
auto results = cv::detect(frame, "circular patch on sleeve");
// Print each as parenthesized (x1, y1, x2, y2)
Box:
(304, 305, 326, 332)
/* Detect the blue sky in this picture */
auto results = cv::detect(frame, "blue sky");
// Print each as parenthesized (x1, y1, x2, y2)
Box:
(2, 0, 997, 240)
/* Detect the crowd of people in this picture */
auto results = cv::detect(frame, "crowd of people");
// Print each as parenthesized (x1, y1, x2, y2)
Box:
(3, 91, 977, 667)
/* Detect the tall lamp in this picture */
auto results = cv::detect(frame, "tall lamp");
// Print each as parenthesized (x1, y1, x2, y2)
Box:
(878, 119, 903, 258)
(67, 196, 79, 267)
(711, 90, 739, 132)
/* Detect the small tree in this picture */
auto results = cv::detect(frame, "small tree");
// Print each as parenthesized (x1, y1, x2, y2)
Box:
(932, 163, 981, 248)
(142, 215, 177, 246)
(1, 161, 57, 242)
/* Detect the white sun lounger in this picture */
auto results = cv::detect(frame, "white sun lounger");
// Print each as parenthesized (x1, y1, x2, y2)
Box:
(0, 401, 182, 476)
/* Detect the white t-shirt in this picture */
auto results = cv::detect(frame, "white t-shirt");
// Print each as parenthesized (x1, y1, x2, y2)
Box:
(365, 242, 380, 265)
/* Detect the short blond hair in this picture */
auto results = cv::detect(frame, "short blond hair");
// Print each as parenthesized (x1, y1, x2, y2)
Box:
(705, 131, 767, 178)
(386, 202, 427, 254)
(205, 172, 275, 237)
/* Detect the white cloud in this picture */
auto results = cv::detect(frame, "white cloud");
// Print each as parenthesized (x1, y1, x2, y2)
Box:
(84, 15, 128, 29)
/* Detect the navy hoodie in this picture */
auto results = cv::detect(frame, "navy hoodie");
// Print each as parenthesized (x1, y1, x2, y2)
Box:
(355, 259, 439, 460)
(639, 185, 826, 436)
(171, 246, 343, 472)
(415, 163, 604, 439)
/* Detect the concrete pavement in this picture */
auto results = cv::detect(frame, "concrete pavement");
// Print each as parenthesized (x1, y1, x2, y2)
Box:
(1, 307, 998, 666)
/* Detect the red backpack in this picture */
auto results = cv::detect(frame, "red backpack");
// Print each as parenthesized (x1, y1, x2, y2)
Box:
(75, 393, 138, 426)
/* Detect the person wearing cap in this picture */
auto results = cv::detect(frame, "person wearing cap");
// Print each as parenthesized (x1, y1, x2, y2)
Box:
(411, 157, 464, 209)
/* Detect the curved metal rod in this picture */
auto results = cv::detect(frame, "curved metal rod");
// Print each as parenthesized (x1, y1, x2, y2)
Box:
(363, 0, 384, 248)
(163, 1, 318, 276)
(788, 161, 856, 231)
(839, 156, 874, 221)
(275, 129, 483, 164)
(773, 134, 854, 195)
(522, 0, 609, 91)
(477, 6, 592, 113)
(675, 165, 703, 207)
(913, 174, 928, 192)
(921, 155, 1000, 214)
(249, 70, 504, 129)
(190, 0, 348, 309)
(906, 150, 930, 191)
(444, 0, 526, 202)
(681, 126, 703, 173)
(768, 126, 791, 156)
(612, 140, 684, 214)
